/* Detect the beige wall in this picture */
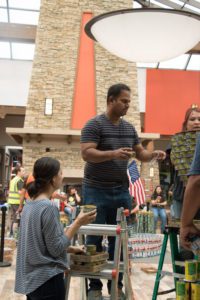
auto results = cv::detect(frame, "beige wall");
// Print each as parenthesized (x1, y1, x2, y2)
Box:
(22, 0, 159, 189)
(23, 0, 140, 176)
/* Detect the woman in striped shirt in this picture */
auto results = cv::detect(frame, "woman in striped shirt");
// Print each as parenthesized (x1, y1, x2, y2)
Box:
(15, 157, 96, 300)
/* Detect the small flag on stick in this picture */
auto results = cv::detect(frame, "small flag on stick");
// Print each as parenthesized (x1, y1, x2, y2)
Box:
(127, 160, 146, 205)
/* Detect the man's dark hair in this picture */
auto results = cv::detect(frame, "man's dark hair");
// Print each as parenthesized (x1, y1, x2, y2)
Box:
(13, 166, 22, 175)
(107, 83, 131, 104)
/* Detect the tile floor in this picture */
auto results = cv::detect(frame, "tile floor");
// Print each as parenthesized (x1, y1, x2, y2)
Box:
(0, 246, 176, 300)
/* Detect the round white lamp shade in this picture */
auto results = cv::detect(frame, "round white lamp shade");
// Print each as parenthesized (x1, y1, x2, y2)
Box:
(85, 8, 200, 63)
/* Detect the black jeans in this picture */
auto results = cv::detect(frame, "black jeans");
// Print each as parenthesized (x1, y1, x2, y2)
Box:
(26, 273, 65, 300)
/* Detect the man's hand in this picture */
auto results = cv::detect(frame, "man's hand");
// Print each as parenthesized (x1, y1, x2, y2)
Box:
(16, 205, 23, 214)
(113, 148, 133, 160)
(152, 150, 166, 160)
(180, 224, 200, 250)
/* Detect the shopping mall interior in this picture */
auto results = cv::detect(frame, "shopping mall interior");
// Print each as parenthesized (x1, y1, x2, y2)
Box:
(0, 0, 200, 299)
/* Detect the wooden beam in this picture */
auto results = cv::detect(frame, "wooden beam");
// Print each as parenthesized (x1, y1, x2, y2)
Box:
(0, 22, 36, 43)
(187, 42, 200, 54)
(0, 106, 25, 118)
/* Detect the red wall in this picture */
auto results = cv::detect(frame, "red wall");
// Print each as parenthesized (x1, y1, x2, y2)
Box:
(145, 69, 200, 135)
(71, 13, 96, 129)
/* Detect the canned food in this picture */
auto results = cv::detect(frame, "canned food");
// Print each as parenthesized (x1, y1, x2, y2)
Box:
(191, 282, 200, 300)
(80, 205, 97, 213)
(197, 261, 200, 281)
(176, 280, 189, 300)
(185, 260, 198, 282)
(86, 244, 96, 255)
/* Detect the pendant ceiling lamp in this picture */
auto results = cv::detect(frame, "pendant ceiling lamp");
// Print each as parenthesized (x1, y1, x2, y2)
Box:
(85, 8, 200, 63)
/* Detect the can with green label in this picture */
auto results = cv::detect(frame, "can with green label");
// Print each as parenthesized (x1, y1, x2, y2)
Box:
(176, 280, 189, 300)
(191, 282, 200, 300)
(185, 260, 197, 281)
(196, 261, 200, 280)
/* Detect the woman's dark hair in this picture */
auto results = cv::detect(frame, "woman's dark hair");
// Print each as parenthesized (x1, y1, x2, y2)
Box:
(27, 157, 60, 199)
(182, 106, 200, 131)
(151, 185, 164, 199)
(67, 186, 75, 194)
(107, 83, 131, 104)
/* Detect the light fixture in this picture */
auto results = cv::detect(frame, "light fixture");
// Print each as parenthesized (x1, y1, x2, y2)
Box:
(85, 8, 200, 63)
(44, 98, 53, 115)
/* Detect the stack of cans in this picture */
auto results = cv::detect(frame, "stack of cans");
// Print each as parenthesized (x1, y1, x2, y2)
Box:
(128, 233, 163, 259)
(137, 211, 154, 234)
(176, 259, 200, 299)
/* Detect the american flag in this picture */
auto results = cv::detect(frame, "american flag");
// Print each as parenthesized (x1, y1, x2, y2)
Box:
(127, 160, 146, 205)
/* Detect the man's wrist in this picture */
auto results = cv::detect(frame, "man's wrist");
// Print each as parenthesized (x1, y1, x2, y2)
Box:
(181, 220, 193, 228)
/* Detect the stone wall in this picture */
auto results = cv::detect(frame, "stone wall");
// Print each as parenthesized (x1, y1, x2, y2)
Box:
(23, 0, 141, 178)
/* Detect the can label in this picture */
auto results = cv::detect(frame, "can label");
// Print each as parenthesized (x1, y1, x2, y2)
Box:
(185, 260, 197, 281)
(176, 280, 189, 300)
(197, 261, 200, 281)
(191, 283, 200, 300)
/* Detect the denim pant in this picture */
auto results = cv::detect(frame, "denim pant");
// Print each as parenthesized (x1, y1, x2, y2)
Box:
(170, 200, 182, 219)
(64, 207, 72, 224)
(82, 184, 132, 291)
(26, 273, 65, 300)
(151, 207, 167, 233)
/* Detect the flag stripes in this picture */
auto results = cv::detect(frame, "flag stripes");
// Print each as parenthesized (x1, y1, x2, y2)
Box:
(127, 160, 146, 205)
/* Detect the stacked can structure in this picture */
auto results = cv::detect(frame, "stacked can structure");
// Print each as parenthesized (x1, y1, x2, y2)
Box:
(128, 211, 154, 236)
(171, 130, 199, 186)
(176, 281, 190, 300)
(128, 234, 163, 259)
(176, 259, 200, 300)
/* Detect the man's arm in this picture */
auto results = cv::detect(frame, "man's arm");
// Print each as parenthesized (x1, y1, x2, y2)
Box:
(133, 144, 166, 162)
(182, 175, 200, 227)
(180, 175, 200, 249)
(17, 188, 25, 213)
(81, 143, 133, 163)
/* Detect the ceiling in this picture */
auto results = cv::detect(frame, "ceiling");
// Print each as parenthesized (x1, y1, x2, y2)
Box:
(0, 0, 199, 70)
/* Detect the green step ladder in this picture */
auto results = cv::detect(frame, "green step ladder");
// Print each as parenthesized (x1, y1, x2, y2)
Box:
(152, 225, 185, 300)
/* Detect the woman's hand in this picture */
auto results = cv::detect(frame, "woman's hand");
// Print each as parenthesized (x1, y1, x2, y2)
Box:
(76, 209, 97, 226)
(152, 150, 166, 160)
(65, 209, 97, 240)
(151, 199, 158, 205)
(67, 245, 86, 254)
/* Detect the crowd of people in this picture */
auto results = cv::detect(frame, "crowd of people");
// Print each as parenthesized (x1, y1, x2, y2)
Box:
(3, 83, 200, 300)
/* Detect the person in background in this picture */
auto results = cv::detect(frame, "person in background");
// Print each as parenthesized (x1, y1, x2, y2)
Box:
(129, 196, 139, 224)
(81, 83, 166, 300)
(151, 185, 167, 233)
(64, 186, 81, 224)
(15, 157, 96, 300)
(170, 106, 200, 219)
(17, 174, 68, 213)
(180, 134, 200, 250)
(7, 166, 25, 237)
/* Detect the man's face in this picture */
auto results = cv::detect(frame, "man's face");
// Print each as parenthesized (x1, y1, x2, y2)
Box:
(111, 90, 131, 117)
(19, 168, 25, 178)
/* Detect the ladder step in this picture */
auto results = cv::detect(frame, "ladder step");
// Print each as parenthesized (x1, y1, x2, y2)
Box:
(69, 268, 113, 279)
(77, 225, 121, 236)
(158, 270, 185, 279)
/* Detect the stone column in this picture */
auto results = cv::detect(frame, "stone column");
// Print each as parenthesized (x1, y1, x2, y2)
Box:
(140, 140, 160, 201)
(22, 0, 141, 180)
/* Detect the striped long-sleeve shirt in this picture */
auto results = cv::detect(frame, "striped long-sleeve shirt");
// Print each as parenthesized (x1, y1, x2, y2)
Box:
(15, 199, 70, 295)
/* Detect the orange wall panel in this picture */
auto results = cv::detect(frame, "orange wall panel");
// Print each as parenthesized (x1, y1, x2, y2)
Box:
(71, 13, 96, 129)
(145, 69, 200, 135)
